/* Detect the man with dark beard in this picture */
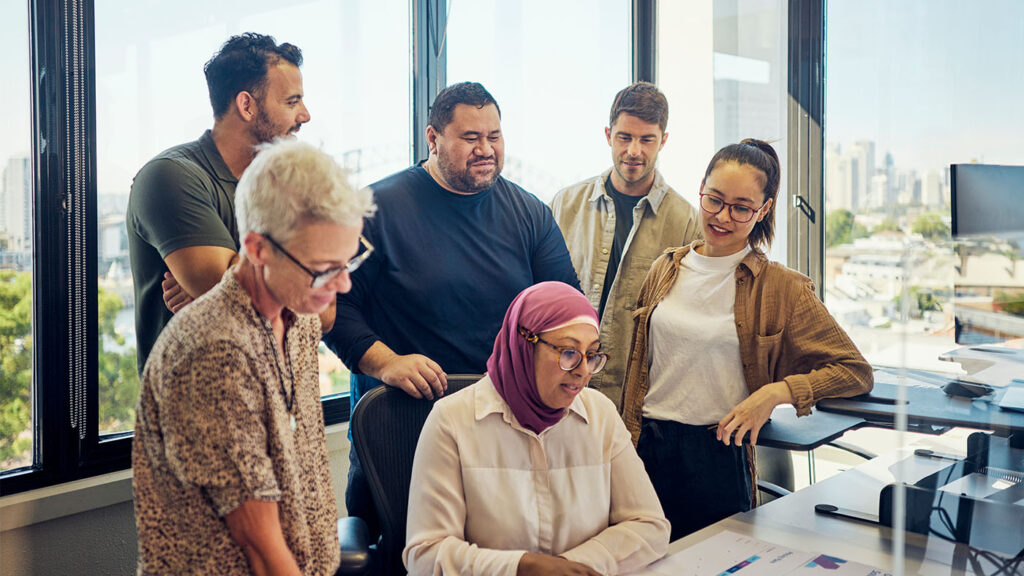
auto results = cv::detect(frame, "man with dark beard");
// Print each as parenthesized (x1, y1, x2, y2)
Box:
(323, 82, 580, 539)
(127, 33, 310, 373)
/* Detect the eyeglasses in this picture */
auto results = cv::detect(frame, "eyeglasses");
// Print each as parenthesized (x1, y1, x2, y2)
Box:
(264, 234, 374, 289)
(699, 193, 765, 224)
(518, 325, 608, 374)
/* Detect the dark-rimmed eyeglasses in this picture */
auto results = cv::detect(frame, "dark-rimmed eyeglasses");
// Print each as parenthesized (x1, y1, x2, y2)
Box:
(699, 193, 765, 224)
(517, 325, 608, 374)
(264, 234, 374, 289)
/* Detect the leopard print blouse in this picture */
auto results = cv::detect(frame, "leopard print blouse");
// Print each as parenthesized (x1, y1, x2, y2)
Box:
(133, 271, 339, 575)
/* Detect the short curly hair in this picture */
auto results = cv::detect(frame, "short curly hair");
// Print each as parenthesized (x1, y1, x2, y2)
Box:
(203, 33, 303, 119)
(428, 82, 501, 133)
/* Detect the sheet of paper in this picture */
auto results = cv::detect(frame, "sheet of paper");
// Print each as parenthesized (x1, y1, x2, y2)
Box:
(628, 530, 892, 576)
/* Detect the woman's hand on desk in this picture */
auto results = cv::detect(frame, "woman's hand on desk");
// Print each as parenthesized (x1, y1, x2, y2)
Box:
(517, 553, 601, 576)
(717, 381, 795, 446)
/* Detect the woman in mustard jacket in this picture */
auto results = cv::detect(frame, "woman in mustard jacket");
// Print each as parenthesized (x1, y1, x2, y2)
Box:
(620, 139, 873, 540)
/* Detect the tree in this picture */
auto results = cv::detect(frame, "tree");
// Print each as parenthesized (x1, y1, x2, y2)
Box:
(97, 287, 140, 432)
(911, 212, 950, 241)
(0, 271, 33, 465)
(0, 270, 140, 468)
(995, 290, 1024, 318)
(874, 217, 901, 233)
(893, 285, 944, 319)
(826, 209, 869, 248)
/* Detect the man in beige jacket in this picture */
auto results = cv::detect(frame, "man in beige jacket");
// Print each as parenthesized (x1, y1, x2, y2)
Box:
(551, 82, 701, 407)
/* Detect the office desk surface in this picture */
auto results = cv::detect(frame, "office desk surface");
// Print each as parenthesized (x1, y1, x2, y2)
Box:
(664, 444, 1010, 575)
(818, 379, 1024, 435)
(756, 405, 865, 451)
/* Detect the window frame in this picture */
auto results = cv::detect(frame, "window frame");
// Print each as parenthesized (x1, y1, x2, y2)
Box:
(3, 0, 826, 496)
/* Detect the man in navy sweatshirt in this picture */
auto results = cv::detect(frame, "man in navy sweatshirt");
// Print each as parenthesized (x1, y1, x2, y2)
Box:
(323, 82, 581, 537)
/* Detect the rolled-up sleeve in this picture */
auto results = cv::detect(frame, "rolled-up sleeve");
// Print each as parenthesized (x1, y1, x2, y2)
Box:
(558, 418, 670, 574)
(782, 281, 874, 415)
(158, 341, 280, 516)
(403, 407, 526, 576)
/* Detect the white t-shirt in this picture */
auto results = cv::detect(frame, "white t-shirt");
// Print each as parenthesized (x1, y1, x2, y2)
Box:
(643, 243, 751, 425)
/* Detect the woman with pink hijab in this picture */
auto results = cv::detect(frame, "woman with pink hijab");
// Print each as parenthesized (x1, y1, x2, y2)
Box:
(404, 281, 669, 576)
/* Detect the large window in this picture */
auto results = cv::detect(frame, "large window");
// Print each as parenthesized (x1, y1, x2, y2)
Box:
(0, 0, 33, 472)
(2, 0, 413, 495)
(658, 0, 789, 262)
(446, 0, 631, 201)
(93, 0, 411, 430)
(823, 0, 1024, 371)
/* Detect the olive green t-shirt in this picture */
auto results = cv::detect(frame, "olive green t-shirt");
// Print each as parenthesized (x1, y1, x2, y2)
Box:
(126, 130, 239, 374)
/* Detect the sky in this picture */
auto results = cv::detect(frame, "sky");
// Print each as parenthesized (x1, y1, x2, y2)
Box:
(826, 0, 1024, 172)
(3, 1, 1024, 199)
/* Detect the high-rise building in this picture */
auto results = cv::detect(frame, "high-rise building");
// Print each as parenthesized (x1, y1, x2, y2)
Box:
(825, 142, 855, 212)
(869, 172, 888, 210)
(848, 140, 875, 211)
(922, 170, 943, 207)
(1, 156, 31, 253)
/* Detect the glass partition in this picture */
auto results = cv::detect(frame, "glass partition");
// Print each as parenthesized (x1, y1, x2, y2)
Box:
(824, 1, 1024, 572)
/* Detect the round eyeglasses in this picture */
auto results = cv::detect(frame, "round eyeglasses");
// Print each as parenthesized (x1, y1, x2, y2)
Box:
(699, 193, 765, 224)
(518, 325, 608, 374)
(264, 234, 374, 289)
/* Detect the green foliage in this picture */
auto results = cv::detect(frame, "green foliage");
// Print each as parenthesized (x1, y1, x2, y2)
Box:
(0, 271, 33, 465)
(892, 286, 944, 319)
(874, 217, 901, 233)
(97, 286, 140, 432)
(911, 212, 950, 241)
(826, 209, 869, 248)
(994, 290, 1024, 318)
(1, 270, 139, 468)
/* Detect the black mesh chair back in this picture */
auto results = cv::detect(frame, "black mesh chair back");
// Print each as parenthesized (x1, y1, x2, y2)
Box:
(351, 374, 481, 576)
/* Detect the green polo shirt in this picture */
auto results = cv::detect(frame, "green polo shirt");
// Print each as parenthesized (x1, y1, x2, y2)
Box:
(126, 130, 239, 374)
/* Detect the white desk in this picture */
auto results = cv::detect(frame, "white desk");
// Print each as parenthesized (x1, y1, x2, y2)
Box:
(656, 442, 1015, 575)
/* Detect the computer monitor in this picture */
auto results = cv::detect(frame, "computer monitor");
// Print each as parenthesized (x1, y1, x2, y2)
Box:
(951, 164, 1024, 239)
(951, 164, 1024, 345)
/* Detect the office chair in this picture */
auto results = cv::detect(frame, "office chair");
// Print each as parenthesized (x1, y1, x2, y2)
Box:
(336, 374, 482, 576)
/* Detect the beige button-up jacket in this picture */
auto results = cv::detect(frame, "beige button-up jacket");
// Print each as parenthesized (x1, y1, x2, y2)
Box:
(551, 169, 701, 407)
(620, 243, 874, 445)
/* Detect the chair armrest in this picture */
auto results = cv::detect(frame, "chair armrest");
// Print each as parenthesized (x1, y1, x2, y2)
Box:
(336, 516, 372, 576)
(757, 479, 792, 499)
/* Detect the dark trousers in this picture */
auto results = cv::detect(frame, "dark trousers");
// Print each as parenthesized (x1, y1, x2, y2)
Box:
(637, 418, 753, 541)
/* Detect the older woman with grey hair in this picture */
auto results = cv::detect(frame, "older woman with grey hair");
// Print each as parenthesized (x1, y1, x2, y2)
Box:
(133, 139, 375, 576)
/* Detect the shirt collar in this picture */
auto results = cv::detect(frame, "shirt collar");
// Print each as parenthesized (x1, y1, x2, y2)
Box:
(668, 240, 769, 276)
(199, 129, 239, 184)
(474, 374, 590, 430)
(221, 267, 300, 330)
(588, 168, 669, 216)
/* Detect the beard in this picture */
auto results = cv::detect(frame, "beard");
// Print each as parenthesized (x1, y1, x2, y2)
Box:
(252, 108, 299, 144)
(435, 153, 502, 193)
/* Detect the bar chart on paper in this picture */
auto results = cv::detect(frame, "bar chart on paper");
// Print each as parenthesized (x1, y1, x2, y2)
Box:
(629, 531, 892, 576)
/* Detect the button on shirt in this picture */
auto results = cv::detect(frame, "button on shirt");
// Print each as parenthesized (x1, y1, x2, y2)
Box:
(403, 376, 670, 576)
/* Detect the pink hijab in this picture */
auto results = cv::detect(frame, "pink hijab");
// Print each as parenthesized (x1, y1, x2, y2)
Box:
(486, 281, 599, 434)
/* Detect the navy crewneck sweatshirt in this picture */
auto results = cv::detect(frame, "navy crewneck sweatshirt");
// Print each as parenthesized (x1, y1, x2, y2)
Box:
(325, 164, 581, 404)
